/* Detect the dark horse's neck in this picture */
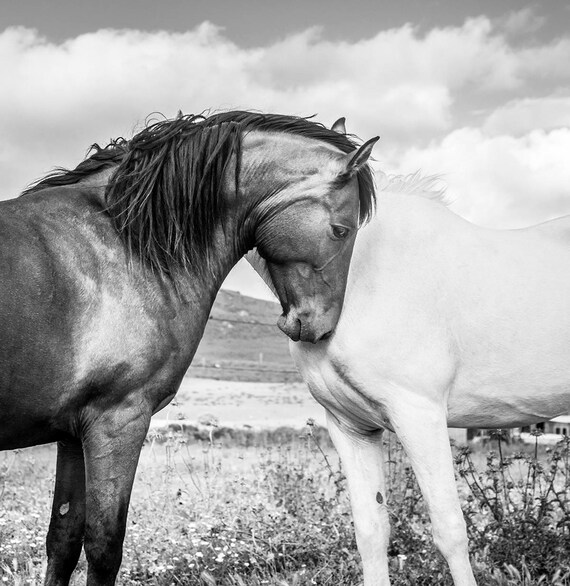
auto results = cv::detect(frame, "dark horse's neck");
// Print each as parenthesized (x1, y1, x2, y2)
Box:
(76, 163, 248, 302)
(22, 141, 256, 306)
(16, 114, 362, 378)
(20, 112, 369, 308)
(71, 131, 286, 312)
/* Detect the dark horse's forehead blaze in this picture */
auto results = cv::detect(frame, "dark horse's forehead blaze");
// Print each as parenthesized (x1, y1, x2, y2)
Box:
(22, 111, 375, 278)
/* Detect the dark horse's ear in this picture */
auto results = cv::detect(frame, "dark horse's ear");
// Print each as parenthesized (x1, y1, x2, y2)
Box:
(341, 136, 379, 177)
(331, 117, 347, 134)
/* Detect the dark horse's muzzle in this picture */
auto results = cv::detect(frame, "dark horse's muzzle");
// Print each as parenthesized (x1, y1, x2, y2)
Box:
(277, 304, 339, 343)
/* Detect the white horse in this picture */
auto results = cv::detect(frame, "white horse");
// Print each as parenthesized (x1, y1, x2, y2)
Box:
(249, 118, 570, 585)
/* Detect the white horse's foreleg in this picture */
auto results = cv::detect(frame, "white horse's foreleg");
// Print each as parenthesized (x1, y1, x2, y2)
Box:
(326, 410, 391, 586)
(390, 400, 477, 586)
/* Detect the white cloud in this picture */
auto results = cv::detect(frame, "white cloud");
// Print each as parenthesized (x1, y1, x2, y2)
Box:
(483, 96, 570, 136)
(393, 127, 570, 229)
(517, 38, 570, 83)
(498, 7, 546, 38)
(1, 17, 570, 295)
(4, 15, 569, 196)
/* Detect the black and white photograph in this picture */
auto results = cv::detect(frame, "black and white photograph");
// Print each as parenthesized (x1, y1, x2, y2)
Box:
(1, 1, 570, 584)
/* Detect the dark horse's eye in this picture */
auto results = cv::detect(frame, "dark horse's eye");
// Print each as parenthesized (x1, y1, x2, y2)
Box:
(331, 225, 350, 240)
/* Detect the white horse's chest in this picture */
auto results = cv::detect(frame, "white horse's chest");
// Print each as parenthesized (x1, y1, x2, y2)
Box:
(297, 352, 393, 431)
(290, 336, 448, 432)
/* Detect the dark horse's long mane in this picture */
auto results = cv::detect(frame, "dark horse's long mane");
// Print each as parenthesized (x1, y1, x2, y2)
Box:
(23, 111, 375, 276)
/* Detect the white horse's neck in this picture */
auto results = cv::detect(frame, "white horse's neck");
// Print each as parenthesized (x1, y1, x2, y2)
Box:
(247, 185, 468, 311)
(348, 188, 473, 281)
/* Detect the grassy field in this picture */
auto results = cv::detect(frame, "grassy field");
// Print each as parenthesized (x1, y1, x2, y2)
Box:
(2, 292, 570, 584)
(2, 424, 570, 586)
(188, 290, 301, 383)
(152, 377, 326, 429)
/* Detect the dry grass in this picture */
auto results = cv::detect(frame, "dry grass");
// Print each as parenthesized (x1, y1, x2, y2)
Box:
(1, 426, 570, 585)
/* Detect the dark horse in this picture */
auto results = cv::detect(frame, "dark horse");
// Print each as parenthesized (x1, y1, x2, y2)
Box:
(0, 111, 377, 585)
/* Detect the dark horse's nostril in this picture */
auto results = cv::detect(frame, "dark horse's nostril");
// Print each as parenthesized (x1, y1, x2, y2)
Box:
(318, 330, 333, 341)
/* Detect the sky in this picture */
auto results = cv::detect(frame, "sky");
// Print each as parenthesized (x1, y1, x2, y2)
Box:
(1, 0, 570, 300)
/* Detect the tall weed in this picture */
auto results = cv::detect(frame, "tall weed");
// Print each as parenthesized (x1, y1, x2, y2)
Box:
(2, 426, 570, 585)
(456, 432, 570, 584)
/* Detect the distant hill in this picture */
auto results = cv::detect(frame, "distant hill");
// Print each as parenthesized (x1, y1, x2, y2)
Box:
(187, 289, 301, 382)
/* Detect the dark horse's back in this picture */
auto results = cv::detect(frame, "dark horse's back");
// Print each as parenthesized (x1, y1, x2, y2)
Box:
(0, 187, 195, 451)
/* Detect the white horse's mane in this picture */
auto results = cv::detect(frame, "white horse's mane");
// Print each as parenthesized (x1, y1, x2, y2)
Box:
(376, 170, 449, 206)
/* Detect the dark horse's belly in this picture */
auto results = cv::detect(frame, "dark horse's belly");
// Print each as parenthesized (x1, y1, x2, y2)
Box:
(0, 407, 65, 449)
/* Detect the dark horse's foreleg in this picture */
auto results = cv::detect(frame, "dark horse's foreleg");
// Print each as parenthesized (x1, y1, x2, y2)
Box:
(81, 408, 150, 586)
(45, 440, 86, 586)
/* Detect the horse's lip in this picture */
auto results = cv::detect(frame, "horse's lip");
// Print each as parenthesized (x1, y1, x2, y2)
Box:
(279, 317, 330, 344)
(298, 332, 321, 344)
(298, 326, 326, 344)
